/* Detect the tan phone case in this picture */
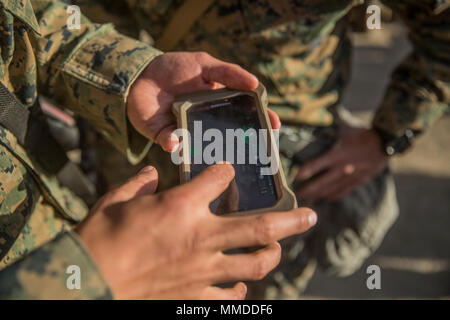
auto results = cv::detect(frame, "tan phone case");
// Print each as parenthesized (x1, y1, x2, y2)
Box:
(172, 84, 297, 216)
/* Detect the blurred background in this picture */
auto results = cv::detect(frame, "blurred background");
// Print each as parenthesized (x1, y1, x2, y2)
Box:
(302, 3, 450, 299)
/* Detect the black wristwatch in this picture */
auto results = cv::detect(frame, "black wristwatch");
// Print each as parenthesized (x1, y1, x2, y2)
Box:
(373, 127, 419, 156)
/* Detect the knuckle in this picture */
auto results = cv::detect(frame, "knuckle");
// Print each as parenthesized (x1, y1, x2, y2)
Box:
(156, 191, 180, 211)
(196, 51, 210, 60)
(223, 64, 240, 78)
(255, 216, 276, 244)
(172, 189, 186, 202)
(187, 228, 205, 252)
(273, 243, 282, 259)
(230, 62, 240, 69)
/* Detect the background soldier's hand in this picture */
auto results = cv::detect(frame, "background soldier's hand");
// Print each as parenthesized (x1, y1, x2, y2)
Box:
(76, 163, 316, 300)
(295, 123, 388, 203)
(127, 52, 281, 152)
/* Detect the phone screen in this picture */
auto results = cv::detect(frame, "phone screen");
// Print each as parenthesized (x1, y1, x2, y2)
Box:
(187, 94, 279, 215)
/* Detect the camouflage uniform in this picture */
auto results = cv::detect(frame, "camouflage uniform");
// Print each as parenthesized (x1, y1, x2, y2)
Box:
(0, 0, 162, 298)
(0, 0, 448, 300)
(75, 0, 449, 298)
(77, 0, 448, 134)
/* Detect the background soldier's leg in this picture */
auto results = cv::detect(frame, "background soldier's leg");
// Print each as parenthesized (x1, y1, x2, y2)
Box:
(306, 169, 398, 278)
(248, 112, 399, 299)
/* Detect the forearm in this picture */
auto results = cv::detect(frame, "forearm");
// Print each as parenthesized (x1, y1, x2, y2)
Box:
(374, 1, 450, 136)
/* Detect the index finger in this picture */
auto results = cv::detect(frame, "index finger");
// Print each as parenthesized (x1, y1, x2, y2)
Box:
(175, 163, 236, 204)
(210, 208, 317, 250)
(200, 54, 258, 91)
(296, 149, 338, 181)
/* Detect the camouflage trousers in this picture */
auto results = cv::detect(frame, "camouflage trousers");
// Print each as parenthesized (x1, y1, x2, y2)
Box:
(246, 110, 399, 299)
(91, 109, 399, 300)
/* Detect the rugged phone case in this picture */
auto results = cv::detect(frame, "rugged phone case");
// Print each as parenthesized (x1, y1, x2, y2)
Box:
(172, 84, 297, 216)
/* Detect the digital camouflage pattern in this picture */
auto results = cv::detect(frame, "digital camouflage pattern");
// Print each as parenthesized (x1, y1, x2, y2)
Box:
(78, 0, 449, 136)
(0, 0, 161, 299)
(374, 0, 450, 135)
(0, 232, 112, 299)
(0, 0, 449, 300)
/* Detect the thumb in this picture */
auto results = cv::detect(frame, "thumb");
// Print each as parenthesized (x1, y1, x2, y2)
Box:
(113, 166, 159, 202)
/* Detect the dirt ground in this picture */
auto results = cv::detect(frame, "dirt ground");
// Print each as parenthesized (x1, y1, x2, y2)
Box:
(302, 22, 450, 299)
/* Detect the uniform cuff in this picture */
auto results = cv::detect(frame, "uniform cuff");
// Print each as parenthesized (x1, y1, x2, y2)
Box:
(61, 24, 162, 164)
(372, 85, 448, 137)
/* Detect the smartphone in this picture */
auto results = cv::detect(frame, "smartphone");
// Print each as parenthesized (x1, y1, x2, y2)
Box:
(172, 84, 297, 216)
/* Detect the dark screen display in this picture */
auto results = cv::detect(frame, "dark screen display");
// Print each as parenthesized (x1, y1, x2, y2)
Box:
(187, 95, 279, 215)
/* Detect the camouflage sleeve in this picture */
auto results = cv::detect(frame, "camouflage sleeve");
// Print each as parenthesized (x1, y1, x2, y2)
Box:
(0, 231, 113, 299)
(30, 0, 163, 164)
(373, 1, 450, 136)
(124, 0, 355, 127)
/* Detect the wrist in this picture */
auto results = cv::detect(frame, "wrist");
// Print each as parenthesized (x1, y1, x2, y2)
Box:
(367, 129, 389, 163)
(372, 126, 418, 157)
(126, 70, 161, 136)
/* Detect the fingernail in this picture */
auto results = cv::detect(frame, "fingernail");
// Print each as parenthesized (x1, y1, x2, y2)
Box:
(168, 141, 180, 153)
(139, 166, 154, 174)
(308, 212, 317, 226)
(168, 133, 180, 152)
